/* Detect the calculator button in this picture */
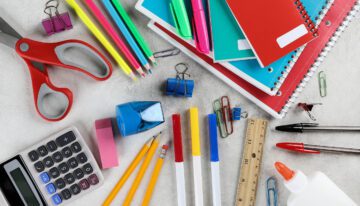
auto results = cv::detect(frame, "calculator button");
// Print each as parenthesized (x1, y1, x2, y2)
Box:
(58, 162, 69, 174)
(34, 161, 45, 173)
(61, 189, 72, 200)
(64, 173, 75, 184)
(67, 157, 78, 169)
(79, 179, 90, 190)
(73, 168, 84, 179)
(56, 131, 76, 147)
(55, 178, 66, 189)
(76, 153, 87, 164)
(40, 172, 50, 184)
(52, 152, 63, 163)
(49, 167, 60, 179)
(46, 141, 58, 152)
(70, 184, 81, 195)
(88, 174, 99, 185)
(28, 150, 39, 162)
(71, 142, 82, 153)
(43, 156, 54, 168)
(37, 146, 48, 157)
(61, 147, 72, 158)
(46, 183, 56, 194)
(51, 194, 62, 205)
(82, 163, 93, 175)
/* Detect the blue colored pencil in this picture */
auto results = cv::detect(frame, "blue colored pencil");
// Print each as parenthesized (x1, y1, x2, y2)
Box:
(102, 0, 151, 71)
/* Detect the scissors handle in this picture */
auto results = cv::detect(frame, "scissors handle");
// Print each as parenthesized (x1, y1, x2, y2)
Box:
(15, 38, 112, 80)
(23, 58, 73, 121)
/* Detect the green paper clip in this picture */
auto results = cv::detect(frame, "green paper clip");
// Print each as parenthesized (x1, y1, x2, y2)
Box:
(170, 0, 192, 39)
(318, 71, 327, 97)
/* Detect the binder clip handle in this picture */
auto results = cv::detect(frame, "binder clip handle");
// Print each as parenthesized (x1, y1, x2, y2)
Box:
(175, 63, 190, 80)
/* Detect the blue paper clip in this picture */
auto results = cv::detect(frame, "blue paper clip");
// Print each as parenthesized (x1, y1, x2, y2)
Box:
(266, 177, 278, 206)
(166, 63, 194, 97)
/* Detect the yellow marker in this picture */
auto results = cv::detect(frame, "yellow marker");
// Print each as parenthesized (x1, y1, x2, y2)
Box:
(65, 0, 136, 80)
(123, 135, 160, 206)
(141, 142, 170, 206)
(189, 107, 204, 206)
(102, 137, 154, 206)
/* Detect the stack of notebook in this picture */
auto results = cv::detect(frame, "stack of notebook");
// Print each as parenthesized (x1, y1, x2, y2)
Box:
(136, 0, 360, 118)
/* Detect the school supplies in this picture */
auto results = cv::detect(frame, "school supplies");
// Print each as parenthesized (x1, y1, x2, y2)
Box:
(266, 177, 278, 206)
(169, 0, 192, 39)
(275, 123, 360, 133)
(111, 0, 156, 64)
(226, 0, 318, 67)
(297, 103, 322, 121)
(190, 0, 210, 54)
(0, 127, 104, 206)
(65, 0, 135, 80)
(141, 142, 170, 206)
(102, 137, 155, 206)
(208, 114, 221, 206)
(208, 0, 254, 61)
(123, 134, 160, 206)
(318, 71, 327, 97)
(275, 162, 357, 206)
(146, 0, 358, 118)
(42, 0, 73, 36)
(189, 107, 204, 206)
(102, 0, 151, 72)
(83, 0, 145, 77)
(153, 48, 180, 58)
(116, 101, 164, 136)
(277, 142, 360, 155)
(235, 118, 268, 206)
(137, 0, 333, 96)
(166, 63, 194, 97)
(0, 16, 112, 121)
(94, 118, 118, 169)
(172, 114, 187, 206)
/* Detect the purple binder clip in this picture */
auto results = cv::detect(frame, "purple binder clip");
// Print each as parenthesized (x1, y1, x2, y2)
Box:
(42, 0, 72, 36)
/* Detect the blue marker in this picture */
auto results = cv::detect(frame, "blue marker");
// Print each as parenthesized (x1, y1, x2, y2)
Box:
(102, 0, 150, 70)
(208, 114, 221, 206)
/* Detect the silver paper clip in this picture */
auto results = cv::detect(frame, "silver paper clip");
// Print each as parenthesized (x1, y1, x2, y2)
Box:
(154, 48, 180, 58)
(266, 177, 278, 206)
(318, 71, 327, 97)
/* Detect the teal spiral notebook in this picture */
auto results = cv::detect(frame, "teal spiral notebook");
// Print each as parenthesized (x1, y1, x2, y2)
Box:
(136, 0, 330, 95)
(209, 0, 255, 62)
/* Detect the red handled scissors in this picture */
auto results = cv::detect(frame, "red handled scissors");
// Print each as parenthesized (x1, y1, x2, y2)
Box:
(0, 17, 112, 121)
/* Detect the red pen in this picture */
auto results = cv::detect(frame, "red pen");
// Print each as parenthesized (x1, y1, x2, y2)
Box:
(276, 142, 360, 155)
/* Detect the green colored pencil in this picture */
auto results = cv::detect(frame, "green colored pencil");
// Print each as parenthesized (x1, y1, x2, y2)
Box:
(112, 0, 156, 64)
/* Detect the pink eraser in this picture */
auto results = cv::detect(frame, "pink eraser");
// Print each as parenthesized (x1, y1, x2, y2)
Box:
(95, 118, 119, 169)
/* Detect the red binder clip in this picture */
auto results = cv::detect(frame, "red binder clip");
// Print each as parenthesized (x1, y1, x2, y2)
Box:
(42, 0, 73, 36)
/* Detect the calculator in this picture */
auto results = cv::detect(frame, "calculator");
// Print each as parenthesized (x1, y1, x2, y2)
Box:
(0, 127, 104, 206)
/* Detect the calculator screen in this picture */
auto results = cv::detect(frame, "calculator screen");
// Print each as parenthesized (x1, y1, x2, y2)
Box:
(9, 168, 40, 205)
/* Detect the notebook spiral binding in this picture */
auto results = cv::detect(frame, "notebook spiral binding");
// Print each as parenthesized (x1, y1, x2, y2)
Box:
(280, 0, 360, 116)
(272, 0, 334, 93)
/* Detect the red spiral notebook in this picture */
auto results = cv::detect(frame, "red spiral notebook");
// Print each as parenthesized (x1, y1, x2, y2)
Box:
(226, 0, 319, 67)
(148, 0, 359, 118)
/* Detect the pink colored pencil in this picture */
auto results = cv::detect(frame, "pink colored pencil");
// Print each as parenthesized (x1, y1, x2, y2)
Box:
(83, 0, 145, 77)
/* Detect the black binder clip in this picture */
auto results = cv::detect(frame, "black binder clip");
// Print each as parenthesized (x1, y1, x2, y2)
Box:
(165, 63, 194, 97)
(42, 0, 73, 36)
(297, 102, 322, 121)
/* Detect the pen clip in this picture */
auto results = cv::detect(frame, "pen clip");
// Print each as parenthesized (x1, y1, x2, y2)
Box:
(291, 147, 321, 154)
(300, 123, 319, 127)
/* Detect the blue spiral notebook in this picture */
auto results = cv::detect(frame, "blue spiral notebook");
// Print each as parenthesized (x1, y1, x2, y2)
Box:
(136, 0, 330, 95)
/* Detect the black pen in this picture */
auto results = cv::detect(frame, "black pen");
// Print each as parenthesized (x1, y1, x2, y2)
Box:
(275, 123, 360, 133)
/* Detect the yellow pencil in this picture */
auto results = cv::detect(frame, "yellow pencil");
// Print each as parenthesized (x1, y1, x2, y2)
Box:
(65, 0, 136, 80)
(122, 134, 160, 206)
(141, 142, 170, 206)
(102, 137, 154, 206)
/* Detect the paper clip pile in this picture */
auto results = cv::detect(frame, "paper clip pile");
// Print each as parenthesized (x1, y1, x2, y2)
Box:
(213, 96, 247, 138)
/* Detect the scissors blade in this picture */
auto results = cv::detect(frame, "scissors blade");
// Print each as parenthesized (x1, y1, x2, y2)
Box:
(0, 17, 22, 49)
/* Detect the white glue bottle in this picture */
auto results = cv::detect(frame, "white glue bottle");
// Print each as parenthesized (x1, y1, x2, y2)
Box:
(275, 161, 357, 206)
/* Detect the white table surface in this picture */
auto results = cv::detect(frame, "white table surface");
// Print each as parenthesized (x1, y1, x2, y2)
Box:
(0, 0, 360, 205)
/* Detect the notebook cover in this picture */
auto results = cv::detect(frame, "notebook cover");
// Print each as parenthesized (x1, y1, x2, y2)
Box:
(136, 0, 329, 95)
(226, 0, 318, 67)
(208, 0, 255, 61)
(148, 0, 358, 118)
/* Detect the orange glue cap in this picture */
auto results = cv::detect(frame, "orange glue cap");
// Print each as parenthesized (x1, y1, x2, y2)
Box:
(275, 162, 295, 181)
